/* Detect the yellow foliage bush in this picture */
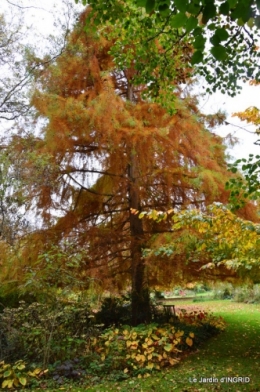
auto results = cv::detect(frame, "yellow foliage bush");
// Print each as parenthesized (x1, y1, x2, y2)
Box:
(87, 311, 226, 378)
(0, 360, 45, 389)
(90, 323, 194, 376)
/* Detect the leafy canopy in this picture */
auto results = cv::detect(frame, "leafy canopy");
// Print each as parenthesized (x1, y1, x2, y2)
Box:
(226, 106, 260, 209)
(140, 203, 260, 282)
(75, 0, 260, 99)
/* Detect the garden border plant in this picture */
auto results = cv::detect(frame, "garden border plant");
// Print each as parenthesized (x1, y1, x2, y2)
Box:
(0, 296, 226, 389)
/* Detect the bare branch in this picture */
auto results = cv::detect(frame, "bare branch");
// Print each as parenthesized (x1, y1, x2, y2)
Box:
(5, 0, 52, 12)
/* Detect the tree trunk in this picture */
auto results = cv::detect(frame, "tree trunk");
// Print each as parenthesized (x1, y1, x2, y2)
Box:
(127, 84, 151, 326)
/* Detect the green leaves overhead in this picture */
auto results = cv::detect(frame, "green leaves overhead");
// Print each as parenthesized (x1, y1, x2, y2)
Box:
(80, 0, 260, 100)
(145, 0, 155, 13)
(169, 13, 188, 28)
(193, 33, 206, 50)
(210, 45, 228, 61)
(226, 108, 260, 209)
(219, 1, 230, 16)
(227, 154, 260, 210)
(185, 16, 198, 33)
(136, 0, 147, 5)
(202, 2, 217, 24)
(174, 0, 188, 13)
(191, 50, 204, 65)
(230, 0, 252, 23)
(210, 28, 229, 45)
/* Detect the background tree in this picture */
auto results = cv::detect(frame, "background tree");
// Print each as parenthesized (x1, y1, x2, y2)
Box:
(0, 12, 32, 123)
(0, 3, 81, 297)
(0, 0, 80, 126)
(226, 102, 260, 209)
(142, 203, 260, 285)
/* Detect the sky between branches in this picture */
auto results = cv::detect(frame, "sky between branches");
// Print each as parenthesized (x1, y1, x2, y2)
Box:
(2, 0, 260, 161)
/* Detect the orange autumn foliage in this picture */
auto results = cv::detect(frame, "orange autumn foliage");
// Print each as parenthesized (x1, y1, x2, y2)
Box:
(6, 10, 258, 323)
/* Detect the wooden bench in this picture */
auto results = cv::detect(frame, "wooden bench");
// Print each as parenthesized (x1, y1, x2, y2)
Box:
(156, 297, 196, 317)
(162, 304, 176, 316)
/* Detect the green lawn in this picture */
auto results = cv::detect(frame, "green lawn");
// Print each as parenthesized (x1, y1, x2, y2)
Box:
(24, 301, 260, 391)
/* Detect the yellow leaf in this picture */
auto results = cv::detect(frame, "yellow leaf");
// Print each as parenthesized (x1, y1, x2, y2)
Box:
(164, 343, 173, 352)
(17, 364, 26, 370)
(189, 332, 195, 338)
(138, 211, 147, 219)
(126, 340, 132, 348)
(149, 209, 159, 220)
(157, 328, 165, 334)
(18, 377, 27, 386)
(2, 380, 9, 389)
(146, 362, 154, 369)
(33, 368, 42, 375)
(163, 352, 168, 359)
(135, 354, 145, 362)
(130, 341, 138, 349)
(2, 379, 13, 388)
(147, 354, 153, 360)
(147, 338, 153, 346)
(169, 357, 179, 366)
(175, 330, 184, 338)
(28, 368, 42, 377)
(199, 243, 207, 251)
(138, 374, 142, 379)
(123, 368, 128, 373)
(186, 337, 193, 347)
(151, 334, 160, 340)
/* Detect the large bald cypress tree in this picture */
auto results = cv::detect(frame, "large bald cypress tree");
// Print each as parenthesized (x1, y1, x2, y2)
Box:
(14, 10, 236, 324)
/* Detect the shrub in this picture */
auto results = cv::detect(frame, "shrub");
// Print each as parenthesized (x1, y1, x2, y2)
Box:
(0, 287, 37, 312)
(0, 300, 98, 366)
(153, 290, 165, 299)
(89, 323, 187, 378)
(233, 285, 260, 303)
(193, 283, 211, 294)
(88, 310, 226, 379)
(177, 310, 226, 334)
(212, 283, 234, 300)
(95, 296, 131, 328)
(0, 360, 45, 389)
